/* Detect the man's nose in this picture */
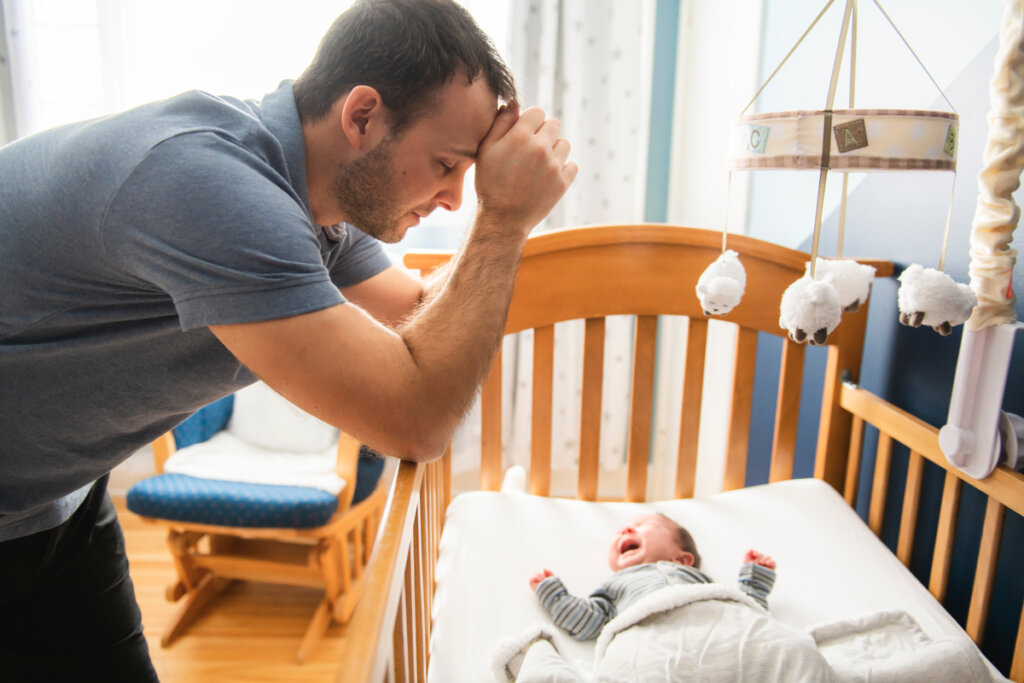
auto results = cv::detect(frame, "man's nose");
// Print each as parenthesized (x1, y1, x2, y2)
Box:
(435, 171, 466, 212)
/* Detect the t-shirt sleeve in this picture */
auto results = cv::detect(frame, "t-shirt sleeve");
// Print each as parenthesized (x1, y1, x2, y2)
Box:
(323, 224, 395, 289)
(101, 131, 344, 330)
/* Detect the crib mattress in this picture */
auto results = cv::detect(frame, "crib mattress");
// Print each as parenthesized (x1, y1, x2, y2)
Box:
(427, 478, 999, 681)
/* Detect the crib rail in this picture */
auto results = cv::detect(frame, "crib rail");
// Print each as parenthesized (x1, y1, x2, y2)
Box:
(840, 382, 1024, 682)
(336, 452, 448, 682)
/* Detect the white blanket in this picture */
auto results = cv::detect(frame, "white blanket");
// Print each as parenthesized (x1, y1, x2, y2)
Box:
(811, 610, 1000, 682)
(493, 585, 1005, 683)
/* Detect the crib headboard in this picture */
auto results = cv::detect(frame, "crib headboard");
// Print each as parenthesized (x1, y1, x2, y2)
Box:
(404, 224, 893, 501)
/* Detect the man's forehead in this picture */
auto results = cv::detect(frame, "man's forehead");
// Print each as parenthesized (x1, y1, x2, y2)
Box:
(447, 144, 480, 161)
(421, 77, 498, 149)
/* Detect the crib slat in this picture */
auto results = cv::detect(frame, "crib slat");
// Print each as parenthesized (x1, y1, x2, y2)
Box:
(675, 318, 707, 499)
(626, 315, 658, 502)
(724, 328, 758, 491)
(844, 416, 864, 506)
(425, 465, 436, 623)
(770, 338, 804, 482)
(929, 471, 962, 602)
(578, 317, 606, 501)
(395, 561, 412, 683)
(417, 511, 429, 681)
(443, 445, 453, 510)
(480, 349, 503, 491)
(897, 451, 924, 566)
(966, 496, 1005, 644)
(531, 325, 555, 497)
(814, 305, 871, 491)
(1012, 602, 1024, 682)
(391, 596, 402, 683)
(868, 433, 893, 536)
(411, 512, 423, 683)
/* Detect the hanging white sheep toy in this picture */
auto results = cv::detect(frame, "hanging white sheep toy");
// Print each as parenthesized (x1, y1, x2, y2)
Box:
(696, 249, 747, 316)
(897, 264, 977, 335)
(779, 274, 843, 345)
(808, 258, 877, 312)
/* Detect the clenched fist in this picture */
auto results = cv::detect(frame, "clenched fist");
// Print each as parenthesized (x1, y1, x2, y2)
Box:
(475, 105, 577, 236)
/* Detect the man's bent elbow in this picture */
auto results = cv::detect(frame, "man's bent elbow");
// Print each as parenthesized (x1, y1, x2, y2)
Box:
(389, 439, 448, 465)
(384, 425, 453, 464)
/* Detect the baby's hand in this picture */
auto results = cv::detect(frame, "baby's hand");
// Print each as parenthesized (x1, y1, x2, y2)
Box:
(745, 549, 776, 570)
(529, 569, 554, 591)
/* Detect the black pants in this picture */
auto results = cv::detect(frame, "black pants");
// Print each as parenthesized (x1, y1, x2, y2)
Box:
(0, 475, 159, 682)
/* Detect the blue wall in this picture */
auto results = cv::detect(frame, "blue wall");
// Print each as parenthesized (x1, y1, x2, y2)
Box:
(644, 0, 680, 223)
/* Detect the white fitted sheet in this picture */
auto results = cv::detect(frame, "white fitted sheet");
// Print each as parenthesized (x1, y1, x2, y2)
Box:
(427, 478, 999, 682)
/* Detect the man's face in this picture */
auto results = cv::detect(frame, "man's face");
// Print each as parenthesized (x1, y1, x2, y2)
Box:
(333, 76, 498, 243)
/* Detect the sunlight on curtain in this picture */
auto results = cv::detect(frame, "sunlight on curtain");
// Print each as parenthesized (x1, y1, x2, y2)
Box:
(2, 0, 505, 248)
(3, 0, 343, 135)
(449, 0, 657, 496)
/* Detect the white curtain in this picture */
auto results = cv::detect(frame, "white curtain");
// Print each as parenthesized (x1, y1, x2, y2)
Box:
(450, 0, 656, 493)
(0, 0, 351, 138)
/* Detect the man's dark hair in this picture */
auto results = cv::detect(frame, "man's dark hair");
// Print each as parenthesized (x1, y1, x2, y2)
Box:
(293, 0, 517, 135)
(659, 513, 702, 569)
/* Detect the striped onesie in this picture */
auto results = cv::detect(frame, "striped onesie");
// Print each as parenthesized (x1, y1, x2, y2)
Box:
(534, 560, 776, 641)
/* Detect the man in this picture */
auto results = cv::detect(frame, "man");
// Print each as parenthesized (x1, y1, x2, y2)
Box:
(0, 0, 576, 679)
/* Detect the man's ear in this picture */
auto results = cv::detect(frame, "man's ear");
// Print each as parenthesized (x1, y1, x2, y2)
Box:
(338, 85, 389, 150)
(674, 550, 695, 567)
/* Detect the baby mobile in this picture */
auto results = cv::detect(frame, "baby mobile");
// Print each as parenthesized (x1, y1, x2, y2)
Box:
(696, 0, 975, 344)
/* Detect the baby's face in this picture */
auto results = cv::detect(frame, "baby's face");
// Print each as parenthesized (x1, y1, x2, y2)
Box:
(607, 514, 693, 572)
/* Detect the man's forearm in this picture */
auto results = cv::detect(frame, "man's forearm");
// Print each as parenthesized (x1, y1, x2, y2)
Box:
(389, 107, 576, 460)
(396, 211, 527, 450)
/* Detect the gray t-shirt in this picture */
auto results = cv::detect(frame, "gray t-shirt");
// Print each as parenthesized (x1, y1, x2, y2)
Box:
(0, 82, 392, 540)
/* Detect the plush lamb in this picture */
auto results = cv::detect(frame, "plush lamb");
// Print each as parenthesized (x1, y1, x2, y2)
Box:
(897, 264, 977, 335)
(807, 258, 876, 312)
(696, 249, 747, 316)
(779, 275, 843, 345)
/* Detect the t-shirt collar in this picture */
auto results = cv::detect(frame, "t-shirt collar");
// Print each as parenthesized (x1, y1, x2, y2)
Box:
(258, 80, 313, 219)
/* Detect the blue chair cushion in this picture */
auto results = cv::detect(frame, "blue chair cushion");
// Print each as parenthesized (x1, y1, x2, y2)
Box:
(126, 474, 338, 528)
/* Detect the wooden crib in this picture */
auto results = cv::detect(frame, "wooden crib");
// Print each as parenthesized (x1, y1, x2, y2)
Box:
(335, 224, 1024, 682)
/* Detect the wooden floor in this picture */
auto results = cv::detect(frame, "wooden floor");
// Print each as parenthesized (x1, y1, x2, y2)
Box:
(116, 497, 347, 682)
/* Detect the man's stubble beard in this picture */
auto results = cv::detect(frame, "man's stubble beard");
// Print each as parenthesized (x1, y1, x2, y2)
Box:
(331, 136, 405, 244)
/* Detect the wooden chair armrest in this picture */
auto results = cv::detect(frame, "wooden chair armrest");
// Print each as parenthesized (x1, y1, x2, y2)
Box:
(334, 432, 362, 514)
(151, 432, 176, 474)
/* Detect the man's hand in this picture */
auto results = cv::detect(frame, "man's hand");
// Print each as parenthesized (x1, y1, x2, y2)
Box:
(474, 105, 577, 237)
(529, 568, 555, 591)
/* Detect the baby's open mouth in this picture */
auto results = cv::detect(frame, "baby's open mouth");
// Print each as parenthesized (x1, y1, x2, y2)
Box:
(619, 539, 640, 554)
